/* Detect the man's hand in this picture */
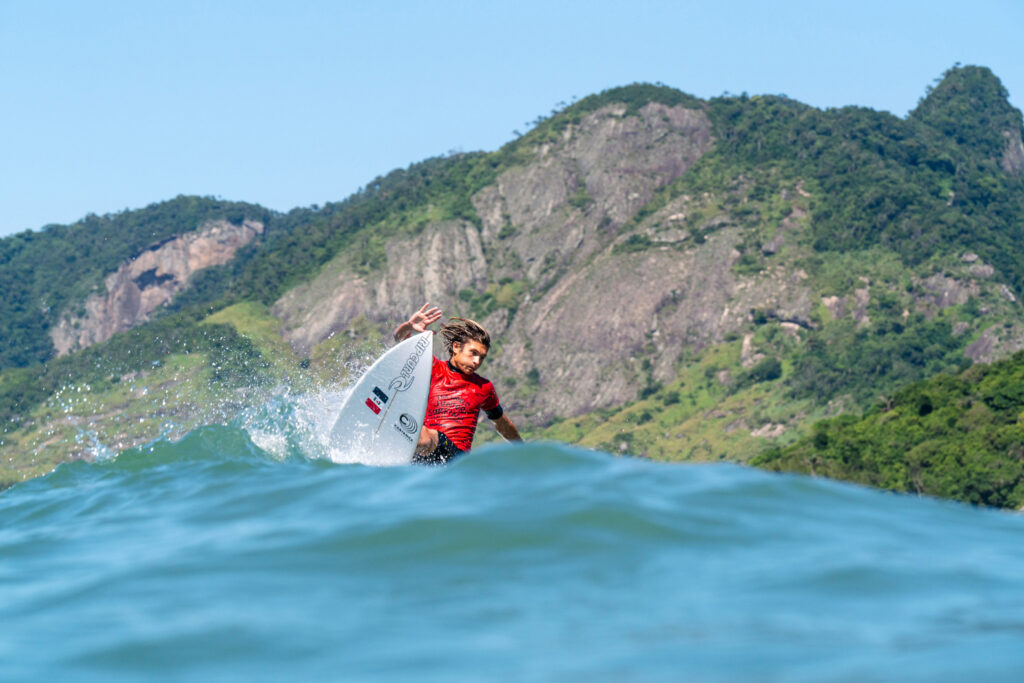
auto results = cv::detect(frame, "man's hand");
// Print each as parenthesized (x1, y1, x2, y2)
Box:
(410, 303, 442, 332)
(394, 303, 443, 341)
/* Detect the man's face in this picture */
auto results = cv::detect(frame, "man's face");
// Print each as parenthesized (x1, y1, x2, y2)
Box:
(450, 339, 488, 374)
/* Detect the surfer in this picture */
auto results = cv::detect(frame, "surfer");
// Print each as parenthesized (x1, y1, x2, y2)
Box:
(394, 303, 521, 464)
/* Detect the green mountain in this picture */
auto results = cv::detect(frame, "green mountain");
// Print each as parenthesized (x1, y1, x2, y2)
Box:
(2, 65, 1023, 506)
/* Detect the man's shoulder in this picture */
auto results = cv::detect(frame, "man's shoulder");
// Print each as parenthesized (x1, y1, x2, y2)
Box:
(470, 373, 497, 398)
(461, 369, 494, 392)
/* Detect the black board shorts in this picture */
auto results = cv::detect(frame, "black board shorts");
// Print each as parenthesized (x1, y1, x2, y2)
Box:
(412, 432, 465, 466)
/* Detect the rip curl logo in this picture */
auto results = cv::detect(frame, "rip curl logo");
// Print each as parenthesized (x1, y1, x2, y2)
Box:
(387, 334, 431, 394)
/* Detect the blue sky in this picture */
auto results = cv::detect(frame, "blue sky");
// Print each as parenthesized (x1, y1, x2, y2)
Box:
(2, 0, 1022, 236)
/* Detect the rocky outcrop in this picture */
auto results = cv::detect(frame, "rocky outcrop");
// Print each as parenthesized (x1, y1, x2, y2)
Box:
(51, 219, 263, 355)
(273, 220, 487, 355)
(497, 231, 750, 416)
(965, 324, 1024, 363)
(913, 274, 980, 316)
(1002, 128, 1024, 174)
(471, 103, 713, 282)
(489, 226, 818, 419)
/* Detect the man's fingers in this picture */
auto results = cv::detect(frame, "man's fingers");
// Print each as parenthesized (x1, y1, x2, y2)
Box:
(410, 304, 442, 331)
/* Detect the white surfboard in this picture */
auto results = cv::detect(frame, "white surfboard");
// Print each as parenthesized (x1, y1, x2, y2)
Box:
(329, 331, 434, 465)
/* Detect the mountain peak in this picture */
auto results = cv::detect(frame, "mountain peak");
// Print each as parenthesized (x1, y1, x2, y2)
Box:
(911, 65, 1024, 168)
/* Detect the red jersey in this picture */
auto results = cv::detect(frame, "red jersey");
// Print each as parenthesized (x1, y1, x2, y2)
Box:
(424, 356, 501, 451)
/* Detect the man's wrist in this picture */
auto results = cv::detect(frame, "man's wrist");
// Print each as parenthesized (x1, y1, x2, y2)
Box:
(394, 321, 412, 341)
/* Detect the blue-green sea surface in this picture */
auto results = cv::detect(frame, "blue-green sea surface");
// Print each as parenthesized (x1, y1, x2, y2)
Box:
(3, 425, 1024, 681)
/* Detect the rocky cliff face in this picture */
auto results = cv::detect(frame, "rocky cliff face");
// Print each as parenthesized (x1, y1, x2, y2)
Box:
(51, 219, 263, 355)
(472, 103, 713, 281)
(270, 103, 791, 420)
(273, 219, 488, 354)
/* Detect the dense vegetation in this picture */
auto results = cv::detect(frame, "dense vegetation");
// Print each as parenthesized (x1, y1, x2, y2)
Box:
(786, 306, 972, 405)
(0, 310, 268, 434)
(754, 350, 1024, 508)
(704, 66, 1024, 292)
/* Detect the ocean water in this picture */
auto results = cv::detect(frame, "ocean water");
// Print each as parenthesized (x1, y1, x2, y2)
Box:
(4, 401, 1024, 681)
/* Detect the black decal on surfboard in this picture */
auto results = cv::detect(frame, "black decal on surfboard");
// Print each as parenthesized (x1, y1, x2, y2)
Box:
(398, 413, 418, 434)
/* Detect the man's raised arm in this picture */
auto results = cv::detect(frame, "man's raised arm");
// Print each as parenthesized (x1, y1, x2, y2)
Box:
(394, 303, 443, 341)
